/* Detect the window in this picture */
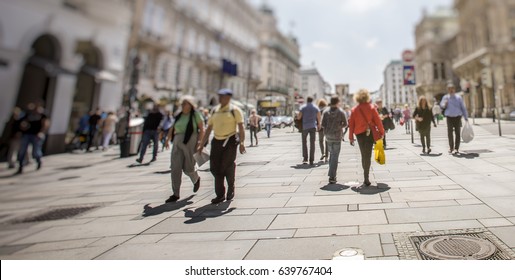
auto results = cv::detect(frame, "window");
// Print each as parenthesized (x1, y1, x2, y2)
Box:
(161, 60, 169, 82)
(512, 27, 515, 41)
(441, 63, 446, 80)
(433, 63, 439, 80)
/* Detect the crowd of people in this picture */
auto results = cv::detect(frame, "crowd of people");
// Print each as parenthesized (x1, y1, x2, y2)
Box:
(3, 83, 470, 206)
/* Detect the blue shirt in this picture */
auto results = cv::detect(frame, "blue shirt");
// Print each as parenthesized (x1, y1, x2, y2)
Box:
(300, 103, 319, 130)
(440, 94, 468, 121)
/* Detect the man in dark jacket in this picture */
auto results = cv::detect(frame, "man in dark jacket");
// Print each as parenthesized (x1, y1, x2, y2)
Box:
(321, 96, 347, 184)
(136, 105, 163, 163)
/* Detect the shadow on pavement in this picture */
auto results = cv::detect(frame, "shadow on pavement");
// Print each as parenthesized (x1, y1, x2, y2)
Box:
(290, 163, 320, 169)
(183, 201, 235, 224)
(453, 152, 479, 159)
(154, 170, 171, 174)
(351, 183, 390, 195)
(127, 162, 151, 168)
(421, 153, 443, 157)
(141, 195, 194, 217)
(320, 184, 350, 192)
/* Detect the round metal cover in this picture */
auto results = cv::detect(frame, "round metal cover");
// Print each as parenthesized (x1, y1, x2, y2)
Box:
(419, 235, 497, 260)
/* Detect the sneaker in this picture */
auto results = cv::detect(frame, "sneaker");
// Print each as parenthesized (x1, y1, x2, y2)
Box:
(427, 148, 432, 154)
(211, 196, 225, 204)
(302, 160, 308, 165)
(193, 178, 200, 193)
(165, 195, 180, 203)
(320, 155, 325, 161)
(36, 161, 42, 170)
(454, 150, 460, 155)
(422, 149, 426, 154)
(448, 149, 453, 154)
(329, 177, 337, 184)
(309, 161, 314, 166)
(136, 158, 143, 164)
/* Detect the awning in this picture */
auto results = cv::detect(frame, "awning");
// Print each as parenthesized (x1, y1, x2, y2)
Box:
(27, 56, 75, 76)
(81, 65, 118, 82)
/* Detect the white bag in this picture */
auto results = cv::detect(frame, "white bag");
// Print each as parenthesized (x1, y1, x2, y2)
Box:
(193, 150, 210, 167)
(462, 121, 474, 143)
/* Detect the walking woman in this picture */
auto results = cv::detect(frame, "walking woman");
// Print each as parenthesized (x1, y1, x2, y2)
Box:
(317, 99, 329, 162)
(402, 104, 412, 134)
(413, 96, 437, 155)
(249, 109, 261, 147)
(164, 96, 204, 203)
(348, 89, 385, 186)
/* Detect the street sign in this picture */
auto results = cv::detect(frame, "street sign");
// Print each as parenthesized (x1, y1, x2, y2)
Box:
(402, 50, 415, 63)
(403, 65, 416, 85)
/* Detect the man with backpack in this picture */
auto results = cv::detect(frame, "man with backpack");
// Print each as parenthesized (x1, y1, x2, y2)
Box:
(198, 89, 246, 204)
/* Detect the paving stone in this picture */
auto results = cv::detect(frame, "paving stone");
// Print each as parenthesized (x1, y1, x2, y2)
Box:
(228, 230, 295, 240)
(478, 218, 514, 228)
(456, 198, 483, 205)
(16, 238, 99, 254)
(390, 190, 474, 203)
(253, 207, 307, 215)
(124, 234, 168, 244)
(382, 243, 398, 256)
(407, 200, 459, 208)
(1, 246, 112, 260)
(359, 223, 421, 234)
(159, 232, 232, 242)
(386, 205, 500, 224)
(294, 226, 358, 238)
(358, 202, 409, 211)
(96, 240, 256, 260)
(481, 196, 515, 217)
(380, 233, 394, 244)
(87, 235, 133, 247)
(286, 195, 382, 207)
(269, 211, 387, 230)
(306, 205, 348, 213)
(489, 226, 515, 248)
(245, 235, 382, 260)
(419, 220, 484, 231)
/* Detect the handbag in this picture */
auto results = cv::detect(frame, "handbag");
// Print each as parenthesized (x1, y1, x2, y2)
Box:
(374, 139, 386, 165)
(357, 106, 382, 142)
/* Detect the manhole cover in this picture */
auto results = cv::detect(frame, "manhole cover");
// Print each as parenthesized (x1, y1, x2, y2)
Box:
(419, 235, 496, 260)
(237, 161, 270, 166)
(10, 206, 99, 224)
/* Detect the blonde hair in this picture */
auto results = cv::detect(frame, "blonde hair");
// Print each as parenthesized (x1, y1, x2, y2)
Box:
(317, 99, 328, 108)
(354, 89, 371, 104)
(417, 96, 429, 109)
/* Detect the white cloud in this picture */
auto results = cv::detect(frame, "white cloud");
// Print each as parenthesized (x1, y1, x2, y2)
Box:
(311, 41, 333, 50)
(341, 0, 386, 14)
(365, 38, 379, 49)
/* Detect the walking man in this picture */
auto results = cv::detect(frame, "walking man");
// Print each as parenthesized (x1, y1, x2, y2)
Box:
(297, 96, 321, 165)
(86, 109, 101, 152)
(321, 96, 348, 184)
(264, 111, 273, 138)
(440, 83, 468, 155)
(136, 105, 163, 163)
(198, 89, 246, 204)
(16, 103, 50, 174)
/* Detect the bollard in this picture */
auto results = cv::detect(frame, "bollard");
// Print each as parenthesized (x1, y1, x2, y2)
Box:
(411, 119, 414, 144)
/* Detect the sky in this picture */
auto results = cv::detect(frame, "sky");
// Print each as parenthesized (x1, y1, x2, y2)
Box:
(248, 0, 453, 93)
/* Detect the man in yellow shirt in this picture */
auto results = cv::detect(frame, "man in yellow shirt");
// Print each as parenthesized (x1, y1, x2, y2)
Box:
(198, 89, 246, 204)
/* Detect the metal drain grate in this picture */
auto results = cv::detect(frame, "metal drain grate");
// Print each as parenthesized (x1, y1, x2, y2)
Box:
(394, 229, 515, 260)
(11, 206, 99, 224)
(237, 161, 270, 166)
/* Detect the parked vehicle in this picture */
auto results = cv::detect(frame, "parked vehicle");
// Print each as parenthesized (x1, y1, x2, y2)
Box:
(275, 116, 294, 128)
(509, 111, 515, 121)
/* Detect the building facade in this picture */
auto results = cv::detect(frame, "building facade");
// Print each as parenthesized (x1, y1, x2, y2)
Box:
(300, 66, 326, 102)
(452, 0, 515, 118)
(0, 0, 132, 155)
(383, 60, 417, 109)
(128, 0, 262, 111)
(415, 7, 459, 104)
(335, 83, 352, 106)
(256, 5, 300, 115)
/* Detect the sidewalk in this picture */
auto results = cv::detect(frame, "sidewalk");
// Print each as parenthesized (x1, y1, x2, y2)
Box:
(0, 120, 514, 260)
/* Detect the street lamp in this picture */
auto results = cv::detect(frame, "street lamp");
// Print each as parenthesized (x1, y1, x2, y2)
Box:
(480, 56, 502, 136)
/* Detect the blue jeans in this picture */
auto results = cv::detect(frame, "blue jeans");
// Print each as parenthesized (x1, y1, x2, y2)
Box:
(327, 141, 341, 179)
(139, 130, 159, 160)
(18, 134, 43, 166)
(265, 124, 272, 138)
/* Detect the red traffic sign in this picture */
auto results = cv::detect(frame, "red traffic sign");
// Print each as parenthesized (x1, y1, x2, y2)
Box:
(402, 50, 415, 63)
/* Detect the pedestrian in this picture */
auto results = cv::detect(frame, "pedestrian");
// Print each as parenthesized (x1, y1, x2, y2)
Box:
(5, 107, 24, 169)
(321, 96, 348, 184)
(86, 109, 101, 152)
(264, 111, 273, 138)
(402, 104, 412, 134)
(432, 102, 442, 125)
(297, 96, 321, 165)
(202, 108, 210, 126)
(342, 105, 351, 141)
(198, 89, 246, 204)
(16, 103, 50, 174)
(101, 112, 118, 151)
(414, 96, 437, 154)
(375, 99, 393, 149)
(394, 108, 401, 125)
(248, 109, 261, 147)
(164, 96, 204, 203)
(440, 83, 468, 155)
(317, 99, 328, 162)
(160, 110, 173, 151)
(136, 104, 163, 163)
(348, 89, 385, 186)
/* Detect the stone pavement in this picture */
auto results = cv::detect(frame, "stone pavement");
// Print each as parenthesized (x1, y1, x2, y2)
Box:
(1, 119, 515, 260)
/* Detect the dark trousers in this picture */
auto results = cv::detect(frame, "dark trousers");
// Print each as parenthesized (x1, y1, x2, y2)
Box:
(86, 127, 97, 151)
(139, 130, 159, 160)
(356, 132, 374, 181)
(419, 127, 431, 150)
(250, 126, 258, 146)
(447, 117, 462, 151)
(302, 128, 316, 162)
(210, 136, 238, 199)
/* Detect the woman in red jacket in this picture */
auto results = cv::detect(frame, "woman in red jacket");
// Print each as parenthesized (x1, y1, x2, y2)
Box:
(348, 89, 385, 186)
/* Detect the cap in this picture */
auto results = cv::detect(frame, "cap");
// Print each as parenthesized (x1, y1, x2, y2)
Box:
(180, 95, 197, 109)
(218, 88, 233, 96)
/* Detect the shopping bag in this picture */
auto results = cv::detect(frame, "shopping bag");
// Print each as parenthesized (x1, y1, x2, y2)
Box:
(374, 139, 386, 165)
(462, 121, 474, 143)
(193, 150, 210, 167)
(400, 118, 405, 126)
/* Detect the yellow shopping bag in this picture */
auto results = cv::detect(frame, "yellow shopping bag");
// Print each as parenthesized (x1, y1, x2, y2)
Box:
(374, 139, 386, 165)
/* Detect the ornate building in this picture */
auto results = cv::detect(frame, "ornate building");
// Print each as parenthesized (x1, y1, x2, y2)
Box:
(0, 0, 132, 154)
(415, 7, 459, 103)
(452, 0, 515, 118)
